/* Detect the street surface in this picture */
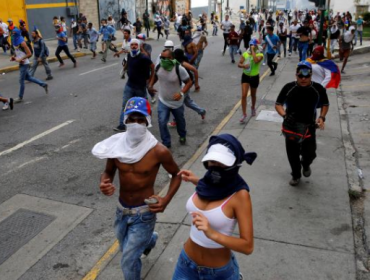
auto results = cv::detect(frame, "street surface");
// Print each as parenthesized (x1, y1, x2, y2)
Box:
(0, 31, 369, 280)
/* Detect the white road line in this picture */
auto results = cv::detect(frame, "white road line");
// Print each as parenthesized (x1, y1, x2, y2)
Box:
(79, 63, 118, 76)
(0, 120, 75, 157)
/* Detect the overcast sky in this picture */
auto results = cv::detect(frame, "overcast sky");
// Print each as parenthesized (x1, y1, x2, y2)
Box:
(192, 0, 209, 8)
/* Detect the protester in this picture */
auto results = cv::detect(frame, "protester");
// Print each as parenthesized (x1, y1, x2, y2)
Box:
(227, 25, 239, 63)
(275, 61, 329, 186)
(192, 26, 208, 69)
(114, 28, 131, 79)
(0, 19, 10, 54)
(55, 24, 77, 68)
(70, 18, 79, 51)
(29, 28, 53, 80)
(87, 22, 99, 59)
(329, 21, 340, 54)
(355, 16, 364, 46)
(297, 20, 312, 61)
(114, 39, 154, 132)
(60, 17, 68, 34)
(136, 33, 152, 59)
(173, 134, 255, 280)
(238, 38, 264, 122)
(289, 19, 300, 56)
(107, 15, 116, 28)
(163, 17, 170, 39)
(277, 22, 288, 58)
(99, 19, 115, 63)
(307, 22, 317, 57)
(154, 15, 164, 40)
(182, 30, 198, 66)
(339, 26, 355, 74)
(306, 46, 341, 88)
(92, 97, 182, 280)
(264, 26, 280, 76)
(221, 15, 233, 55)
(18, 19, 31, 42)
(133, 17, 143, 35)
(11, 27, 48, 103)
(148, 49, 193, 148)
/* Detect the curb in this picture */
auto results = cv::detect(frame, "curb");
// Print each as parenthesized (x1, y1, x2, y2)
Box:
(0, 52, 90, 74)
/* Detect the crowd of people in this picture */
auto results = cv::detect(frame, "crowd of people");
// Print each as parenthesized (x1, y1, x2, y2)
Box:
(0, 6, 365, 280)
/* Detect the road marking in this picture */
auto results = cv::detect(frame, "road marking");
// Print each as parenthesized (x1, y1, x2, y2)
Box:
(81, 64, 274, 280)
(82, 241, 119, 280)
(79, 63, 118, 76)
(0, 120, 75, 157)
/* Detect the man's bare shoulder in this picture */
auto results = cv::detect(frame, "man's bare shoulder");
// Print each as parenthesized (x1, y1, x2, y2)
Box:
(152, 143, 172, 158)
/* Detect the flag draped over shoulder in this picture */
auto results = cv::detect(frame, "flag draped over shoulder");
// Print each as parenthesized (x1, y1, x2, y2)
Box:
(307, 57, 341, 89)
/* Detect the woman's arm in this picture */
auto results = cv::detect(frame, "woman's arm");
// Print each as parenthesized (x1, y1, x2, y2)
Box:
(238, 55, 246, 68)
(192, 190, 254, 255)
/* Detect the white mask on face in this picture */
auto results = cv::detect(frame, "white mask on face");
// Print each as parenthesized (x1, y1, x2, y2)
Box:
(126, 123, 147, 147)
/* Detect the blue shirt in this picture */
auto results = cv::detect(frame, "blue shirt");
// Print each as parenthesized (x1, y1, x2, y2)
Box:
(265, 34, 280, 54)
(99, 25, 115, 41)
(88, 28, 99, 43)
(57, 32, 67, 47)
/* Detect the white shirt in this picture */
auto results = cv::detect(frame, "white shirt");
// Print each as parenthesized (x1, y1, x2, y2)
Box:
(121, 37, 131, 60)
(176, 15, 182, 24)
(311, 64, 331, 88)
(290, 24, 301, 38)
(0, 22, 9, 36)
(221, 20, 233, 33)
(61, 22, 67, 32)
(15, 45, 30, 65)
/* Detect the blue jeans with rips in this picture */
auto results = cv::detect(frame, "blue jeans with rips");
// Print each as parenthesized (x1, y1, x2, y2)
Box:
(298, 41, 309, 62)
(114, 206, 157, 280)
(119, 84, 147, 126)
(158, 100, 186, 147)
(172, 249, 240, 280)
(19, 64, 46, 99)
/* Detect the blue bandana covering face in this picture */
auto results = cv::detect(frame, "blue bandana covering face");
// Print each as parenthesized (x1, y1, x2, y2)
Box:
(195, 134, 257, 201)
(12, 27, 24, 46)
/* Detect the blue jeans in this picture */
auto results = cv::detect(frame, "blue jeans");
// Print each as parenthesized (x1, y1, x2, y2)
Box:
(289, 37, 298, 53)
(194, 49, 203, 69)
(29, 56, 52, 78)
(19, 64, 46, 99)
(298, 41, 309, 62)
(355, 30, 363, 45)
(184, 93, 205, 115)
(114, 206, 157, 280)
(72, 34, 78, 49)
(119, 84, 147, 126)
(229, 45, 238, 61)
(158, 100, 186, 147)
(172, 249, 240, 280)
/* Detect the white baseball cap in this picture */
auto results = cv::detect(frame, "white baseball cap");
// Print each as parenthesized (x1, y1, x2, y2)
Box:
(164, 40, 174, 48)
(202, 144, 236, 167)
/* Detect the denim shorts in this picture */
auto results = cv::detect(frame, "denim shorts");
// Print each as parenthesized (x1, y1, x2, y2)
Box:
(172, 248, 240, 280)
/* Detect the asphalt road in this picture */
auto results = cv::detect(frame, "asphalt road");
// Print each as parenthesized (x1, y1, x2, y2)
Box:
(0, 32, 269, 279)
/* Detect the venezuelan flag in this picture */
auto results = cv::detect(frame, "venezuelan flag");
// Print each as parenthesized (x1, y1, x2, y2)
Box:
(307, 58, 341, 89)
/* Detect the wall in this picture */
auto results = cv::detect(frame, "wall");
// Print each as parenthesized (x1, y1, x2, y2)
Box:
(98, 0, 137, 27)
(174, 0, 190, 15)
(0, 0, 28, 32)
(79, 0, 99, 30)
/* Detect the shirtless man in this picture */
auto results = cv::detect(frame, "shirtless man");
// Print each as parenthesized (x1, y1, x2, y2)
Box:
(296, 20, 312, 62)
(192, 26, 208, 69)
(92, 97, 181, 280)
(182, 29, 198, 65)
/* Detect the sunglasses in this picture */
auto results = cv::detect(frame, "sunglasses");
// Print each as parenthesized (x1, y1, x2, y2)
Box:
(159, 56, 170, 60)
(297, 74, 311, 79)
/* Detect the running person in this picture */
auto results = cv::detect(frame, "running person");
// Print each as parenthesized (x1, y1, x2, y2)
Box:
(55, 24, 77, 68)
(238, 38, 264, 123)
(172, 134, 255, 280)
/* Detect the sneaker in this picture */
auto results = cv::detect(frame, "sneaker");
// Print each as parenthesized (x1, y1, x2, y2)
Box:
(251, 108, 256, 117)
(151, 96, 156, 104)
(201, 110, 206, 120)
(99, 51, 103, 54)
(14, 97, 23, 103)
(269, 72, 275, 76)
(74, 62, 77, 68)
(113, 124, 127, 132)
(273, 63, 278, 71)
(168, 121, 177, 127)
(288, 52, 291, 56)
(101, 58, 106, 63)
(46, 76, 53, 81)
(222, 51, 225, 56)
(231, 60, 235, 63)
(179, 137, 186, 145)
(43, 84, 49, 94)
(2, 102, 9, 111)
(289, 178, 300, 186)
(302, 166, 311, 177)
(142, 232, 159, 258)
(58, 63, 65, 68)
(239, 114, 247, 123)
(239, 273, 244, 280)
(341, 70, 345, 74)
(8, 98, 13, 110)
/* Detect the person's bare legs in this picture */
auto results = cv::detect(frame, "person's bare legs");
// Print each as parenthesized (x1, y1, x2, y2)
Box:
(0, 97, 9, 103)
(251, 87, 257, 110)
(241, 83, 250, 116)
(341, 55, 349, 73)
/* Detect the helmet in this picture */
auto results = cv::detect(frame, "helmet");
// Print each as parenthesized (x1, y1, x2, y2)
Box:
(136, 33, 146, 41)
(164, 40, 174, 48)
(249, 38, 259, 46)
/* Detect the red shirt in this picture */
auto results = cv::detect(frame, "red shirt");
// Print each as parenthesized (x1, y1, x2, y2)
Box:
(228, 31, 239, 46)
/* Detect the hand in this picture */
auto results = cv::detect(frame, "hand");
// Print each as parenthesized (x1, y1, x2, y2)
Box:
(15, 58, 23, 63)
(177, 170, 199, 185)
(173, 93, 183, 101)
(147, 195, 168, 213)
(316, 117, 325, 130)
(113, 52, 120, 58)
(10, 56, 15, 62)
(194, 85, 200, 92)
(99, 179, 116, 196)
(37, 58, 42, 62)
(244, 64, 250, 69)
(191, 212, 215, 239)
(148, 87, 157, 94)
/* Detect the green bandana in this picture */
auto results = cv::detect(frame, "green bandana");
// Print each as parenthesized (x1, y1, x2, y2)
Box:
(160, 59, 178, 71)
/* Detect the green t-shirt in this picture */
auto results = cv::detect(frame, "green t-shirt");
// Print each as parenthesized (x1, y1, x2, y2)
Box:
(242, 52, 263, 76)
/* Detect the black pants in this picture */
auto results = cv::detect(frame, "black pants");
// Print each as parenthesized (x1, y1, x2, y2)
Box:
(223, 33, 229, 53)
(55, 45, 76, 64)
(267, 53, 277, 74)
(157, 27, 163, 39)
(285, 128, 317, 179)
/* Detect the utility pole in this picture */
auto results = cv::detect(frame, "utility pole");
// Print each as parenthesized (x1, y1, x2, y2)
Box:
(221, 0, 223, 19)
(317, 0, 326, 45)
(227, 0, 229, 15)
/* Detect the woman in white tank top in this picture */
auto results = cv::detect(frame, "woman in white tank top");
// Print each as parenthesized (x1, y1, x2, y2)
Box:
(172, 134, 255, 280)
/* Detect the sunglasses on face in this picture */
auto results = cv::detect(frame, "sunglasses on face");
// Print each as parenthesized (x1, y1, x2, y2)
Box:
(297, 74, 311, 79)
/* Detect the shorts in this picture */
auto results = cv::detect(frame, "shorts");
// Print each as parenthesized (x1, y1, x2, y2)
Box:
(241, 74, 260, 88)
(339, 49, 350, 60)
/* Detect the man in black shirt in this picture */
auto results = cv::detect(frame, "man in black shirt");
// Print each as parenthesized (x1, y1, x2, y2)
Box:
(114, 39, 155, 132)
(275, 61, 329, 186)
(297, 20, 312, 61)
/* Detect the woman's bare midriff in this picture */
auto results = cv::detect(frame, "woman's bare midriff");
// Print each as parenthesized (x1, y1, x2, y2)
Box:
(184, 238, 231, 267)
(300, 35, 309, 42)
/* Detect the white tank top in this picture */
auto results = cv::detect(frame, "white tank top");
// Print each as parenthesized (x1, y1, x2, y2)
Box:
(15, 46, 30, 65)
(186, 192, 237, 249)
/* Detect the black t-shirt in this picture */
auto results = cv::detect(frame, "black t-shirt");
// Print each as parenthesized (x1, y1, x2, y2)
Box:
(127, 53, 152, 89)
(297, 26, 311, 37)
(276, 82, 329, 124)
(133, 22, 142, 33)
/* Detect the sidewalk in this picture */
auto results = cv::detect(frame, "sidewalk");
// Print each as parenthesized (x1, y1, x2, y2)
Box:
(95, 57, 357, 279)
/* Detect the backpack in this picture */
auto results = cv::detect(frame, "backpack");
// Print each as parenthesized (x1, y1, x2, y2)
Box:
(38, 39, 49, 57)
(155, 63, 182, 86)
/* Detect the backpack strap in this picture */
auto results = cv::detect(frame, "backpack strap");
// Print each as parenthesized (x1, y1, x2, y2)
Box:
(155, 64, 182, 86)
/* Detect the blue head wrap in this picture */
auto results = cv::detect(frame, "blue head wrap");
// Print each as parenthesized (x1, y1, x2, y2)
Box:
(12, 27, 24, 46)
